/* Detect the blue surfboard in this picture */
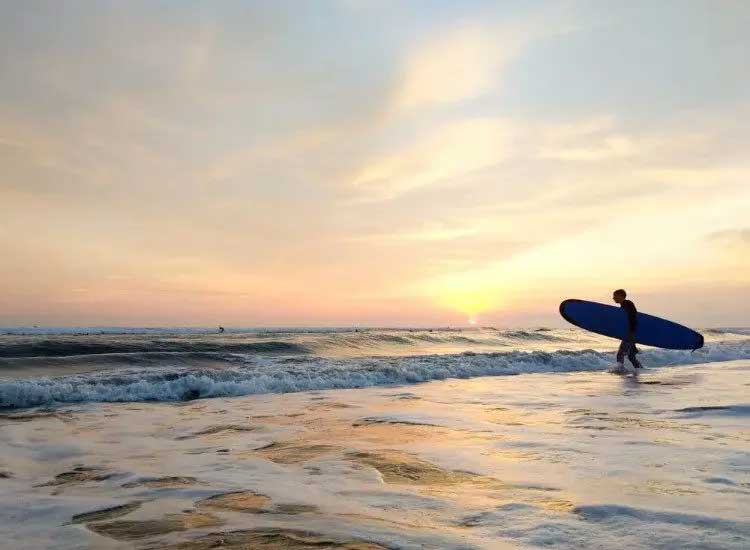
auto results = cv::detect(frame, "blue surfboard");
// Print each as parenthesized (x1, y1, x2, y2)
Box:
(559, 299, 703, 350)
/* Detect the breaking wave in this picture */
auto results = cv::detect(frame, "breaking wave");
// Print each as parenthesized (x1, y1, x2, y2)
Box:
(1, 342, 749, 409)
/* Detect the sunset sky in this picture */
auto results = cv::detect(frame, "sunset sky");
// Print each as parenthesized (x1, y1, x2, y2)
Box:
(1, 1, 748, 327)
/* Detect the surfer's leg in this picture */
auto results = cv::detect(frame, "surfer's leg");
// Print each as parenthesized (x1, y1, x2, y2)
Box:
(628, 345, 642, 368)
(613, 341, 628, 372)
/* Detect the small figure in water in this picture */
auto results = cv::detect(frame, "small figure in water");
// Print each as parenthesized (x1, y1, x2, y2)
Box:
(612, 289, 642, 373)
(218, 326, 225, 333)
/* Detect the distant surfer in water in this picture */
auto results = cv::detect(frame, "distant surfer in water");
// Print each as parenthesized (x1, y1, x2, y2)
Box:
(218, 326, 225, 333)
(612, 289, 642, 372)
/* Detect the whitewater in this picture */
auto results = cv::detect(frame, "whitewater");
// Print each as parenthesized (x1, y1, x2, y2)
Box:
(2, 326, 749, 409)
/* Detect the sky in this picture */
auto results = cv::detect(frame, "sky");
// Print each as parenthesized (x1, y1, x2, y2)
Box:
(1, 0, 749, 327)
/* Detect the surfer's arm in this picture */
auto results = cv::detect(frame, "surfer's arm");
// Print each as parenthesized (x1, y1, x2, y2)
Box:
(623, 302, 637, 340)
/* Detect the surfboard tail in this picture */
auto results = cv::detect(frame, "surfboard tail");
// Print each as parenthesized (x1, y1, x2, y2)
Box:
(693, 333, 705, 351)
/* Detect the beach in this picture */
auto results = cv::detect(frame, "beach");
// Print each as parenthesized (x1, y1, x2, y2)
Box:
(0, 328, 748, 549)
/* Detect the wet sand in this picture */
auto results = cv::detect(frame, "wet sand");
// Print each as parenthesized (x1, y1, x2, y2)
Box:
(1, 361, 748, 549)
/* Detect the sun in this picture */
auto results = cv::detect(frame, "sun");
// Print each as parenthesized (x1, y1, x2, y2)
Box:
(439, 289, 497, 324)
(417, 269, 506, 324)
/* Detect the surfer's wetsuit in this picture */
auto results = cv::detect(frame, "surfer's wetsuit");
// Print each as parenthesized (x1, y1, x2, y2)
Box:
(617, 299, 642, 368)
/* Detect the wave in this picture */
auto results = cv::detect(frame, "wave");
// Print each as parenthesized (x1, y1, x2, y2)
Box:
(0, 340, 310, 358)
(0, 329, 572, 359)
(704, 327, 750, 336)
(1, 342, 748, 409)
(501, 330, 566, 341)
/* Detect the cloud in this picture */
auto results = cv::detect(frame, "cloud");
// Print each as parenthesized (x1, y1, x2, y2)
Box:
(350, 223, 480, 243)
(540, 116, 616, 141)
(636, 167, 747, 188)
(345, 112, 702, 201)
(538, 116, 643, 161)
(350, 117, 512, 199)
(707, 228, 750, 247)
(394, 24, 525, 112)
(540, 134, 640, 161)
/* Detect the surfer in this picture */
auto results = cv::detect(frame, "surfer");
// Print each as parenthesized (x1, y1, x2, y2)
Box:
(218, 326, 225, 333)
(612, 289, 642, 372)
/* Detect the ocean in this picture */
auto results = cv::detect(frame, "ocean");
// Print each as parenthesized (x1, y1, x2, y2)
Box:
(2, 327, 749, 549)
(1, 326, 749, 409)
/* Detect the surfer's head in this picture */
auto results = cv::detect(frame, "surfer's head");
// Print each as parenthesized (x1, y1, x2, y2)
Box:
(612, 289, 626, 304)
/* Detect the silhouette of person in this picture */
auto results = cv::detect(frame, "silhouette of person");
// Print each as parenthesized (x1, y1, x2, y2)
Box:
(612, 289, 642, 372)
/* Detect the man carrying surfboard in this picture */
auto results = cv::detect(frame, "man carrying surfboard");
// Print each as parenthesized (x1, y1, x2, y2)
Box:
(612, 289, 642, 372)
(559, 296, 703, 360)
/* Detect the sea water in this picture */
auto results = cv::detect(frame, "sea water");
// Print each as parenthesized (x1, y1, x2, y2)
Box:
(1, 326, 749, 409)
